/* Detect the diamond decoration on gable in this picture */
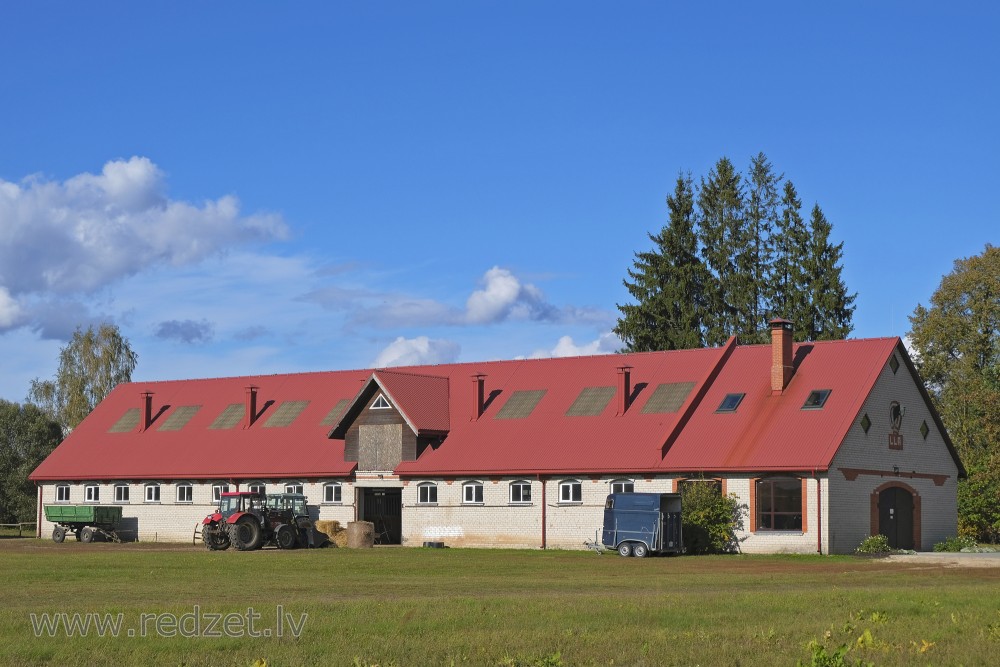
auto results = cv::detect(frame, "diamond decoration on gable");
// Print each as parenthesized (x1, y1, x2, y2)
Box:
(920, 420, 929, 440)
(861, 413, 871, 434)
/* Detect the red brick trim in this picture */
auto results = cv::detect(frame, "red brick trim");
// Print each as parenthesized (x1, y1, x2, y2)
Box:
(749, 477, 758, 532)
(720, 478, 727, 496)
(839, 467, 948, 487)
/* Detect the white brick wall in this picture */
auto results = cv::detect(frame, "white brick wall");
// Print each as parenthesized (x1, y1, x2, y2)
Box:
(828, 353, 960, 553)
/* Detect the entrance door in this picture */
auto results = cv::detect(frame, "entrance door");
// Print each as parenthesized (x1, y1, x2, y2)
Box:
(360, 488, 402, 545)
(879, 487, 914, 550)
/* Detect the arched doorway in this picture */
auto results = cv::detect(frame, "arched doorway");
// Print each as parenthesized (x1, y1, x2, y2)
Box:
(872, 483, 918, 550)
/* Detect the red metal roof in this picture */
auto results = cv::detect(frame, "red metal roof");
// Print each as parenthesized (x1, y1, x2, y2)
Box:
(31, 336, 957, 482)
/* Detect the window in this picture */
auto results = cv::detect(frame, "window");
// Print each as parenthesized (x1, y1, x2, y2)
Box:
(85, 484, 100, 503)
(212, 484, 229, 502)
(678, 478, 723, 496)
(114, 484, 130, 503)
(509, 480, 532, 504)
(324, 483, 342, 504)
(802, 390, 831, 410)
(610, 479, 634, 494)
(755, 478, 803, 531)
(145, 484, 161, 503)
(717, 393, 745, 412)
(559, 480, 582, 503)
(284, 483, 304, 495)
(56, 485, 70, 503)
(176, 484, 193, 503)
(417, 483, 438, 504)
(463, 481, 484, 504)
(371, 394, 391, 409)
(247, 483, 266, 495)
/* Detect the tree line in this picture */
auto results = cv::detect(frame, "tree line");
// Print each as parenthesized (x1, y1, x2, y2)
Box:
(615, 153, 856, 350)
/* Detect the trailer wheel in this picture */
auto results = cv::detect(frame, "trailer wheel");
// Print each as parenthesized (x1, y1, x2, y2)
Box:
(633, 543, 648, 558)
(231, 517, 263, 551)
(52, 526, 66, 543)
(80, 527, 95, 543)
(617, 542, 633, 557)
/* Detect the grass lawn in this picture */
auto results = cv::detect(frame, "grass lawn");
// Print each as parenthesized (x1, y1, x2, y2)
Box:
(2, 538, 1000, 666)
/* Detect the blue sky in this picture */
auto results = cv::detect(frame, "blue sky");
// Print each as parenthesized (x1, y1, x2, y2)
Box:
(1, 2, 997, 402)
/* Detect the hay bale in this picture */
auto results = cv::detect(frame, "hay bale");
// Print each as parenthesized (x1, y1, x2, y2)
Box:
(314, 520, 342, 536)
(347, 521, 375, 548)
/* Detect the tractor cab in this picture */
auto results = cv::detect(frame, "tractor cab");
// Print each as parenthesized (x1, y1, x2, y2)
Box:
(266, 493, 308, 519)
(217, 491, 266, 520)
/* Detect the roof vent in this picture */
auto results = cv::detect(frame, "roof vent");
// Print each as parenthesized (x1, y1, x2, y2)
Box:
(616, 366, 632, 416)
(471, 374, 486, 421)
(244, 386, 259, 429)
(139, 391, 154, 432)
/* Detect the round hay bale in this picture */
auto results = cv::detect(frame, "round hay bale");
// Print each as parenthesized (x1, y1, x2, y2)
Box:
(347, 521, 375, 548)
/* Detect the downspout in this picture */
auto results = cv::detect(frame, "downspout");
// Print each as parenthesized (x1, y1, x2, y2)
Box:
(813, 470, 822, 554)
(538, 474, 547, 550)
(36, 484, 42, 538)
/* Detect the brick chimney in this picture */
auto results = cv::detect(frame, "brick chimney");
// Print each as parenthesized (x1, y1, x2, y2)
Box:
(770, 319, 794, 394)
(471, 374, 486, 421)
(139, 391, 154, 432)
(616, 366, 632, 416)
(244, 386, 258, 429)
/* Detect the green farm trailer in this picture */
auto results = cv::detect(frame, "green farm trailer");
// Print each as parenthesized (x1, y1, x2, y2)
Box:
(44, 505, 123, 543)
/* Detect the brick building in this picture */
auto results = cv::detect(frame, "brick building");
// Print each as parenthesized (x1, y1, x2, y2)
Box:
(30, 321, 963, 553)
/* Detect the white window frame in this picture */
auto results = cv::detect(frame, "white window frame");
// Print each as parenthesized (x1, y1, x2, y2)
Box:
(176, 484, 193, 504)
(610, 479, 634, 494)
(145, 484, 161, 503)
(55, 485, 71, 503)
(371, 394, 391, 409)
(323, 483, 342, 504)
(559, 479, 582, 504)
(284, 482, 304, 495)
(85, 484, 100, 503)
(114, 484, 130, 503)
(417, 482, 437, 505)
(247, 483, 267, 495)
(462, 481, 484, 505)
(212, 483, 229, 502)
(509, 480, 532, 504)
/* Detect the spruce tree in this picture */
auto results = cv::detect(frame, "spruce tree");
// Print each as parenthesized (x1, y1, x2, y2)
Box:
(697, 157, 744, 346)
(804, 204, 856, 340)
(772, 180, 811, 339)
(740, 153, 781, 343)
(616, 175, 707, 351)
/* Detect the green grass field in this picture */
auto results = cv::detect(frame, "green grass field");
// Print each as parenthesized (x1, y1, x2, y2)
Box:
(2, 538, 1000, 666)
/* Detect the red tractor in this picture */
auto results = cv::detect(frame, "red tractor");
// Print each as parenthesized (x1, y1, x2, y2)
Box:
(201, 491, 312, 551)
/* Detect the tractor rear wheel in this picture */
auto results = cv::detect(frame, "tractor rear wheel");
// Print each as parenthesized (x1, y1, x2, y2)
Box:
(80, 527, 95, 543)
(52, 527, 66, 543)
(275, 524, 297, 549)
(231, 517, 263, 551)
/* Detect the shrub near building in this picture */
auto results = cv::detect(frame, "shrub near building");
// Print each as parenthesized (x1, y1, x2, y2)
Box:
(680, 481, 746, 554)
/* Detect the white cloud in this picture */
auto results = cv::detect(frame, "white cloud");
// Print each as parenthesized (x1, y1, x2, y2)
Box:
(530, 331, 623, 359)
(465, 266, 556, 324)
(0, 157, 288, 333)
(373, 336, 461, 368)
(0, 287, 22, 328)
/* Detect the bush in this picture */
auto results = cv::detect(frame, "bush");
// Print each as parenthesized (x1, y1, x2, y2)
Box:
(680, 481, 746, 554)
(933, 535, 979, 552)
(854, 534, 892, 555)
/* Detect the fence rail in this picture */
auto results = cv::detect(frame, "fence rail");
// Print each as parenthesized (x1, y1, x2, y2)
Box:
(0, 522, 37, 537)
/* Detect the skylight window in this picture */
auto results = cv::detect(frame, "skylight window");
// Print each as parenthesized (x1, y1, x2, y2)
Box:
(716, 393, 745, 413)
(802, 390, 832, 410)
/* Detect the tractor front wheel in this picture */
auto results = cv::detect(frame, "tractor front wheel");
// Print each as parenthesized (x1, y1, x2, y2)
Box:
(230, 517, 263, 551)
(275, 524, 297, 549)
(203, 524, 231, 551)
